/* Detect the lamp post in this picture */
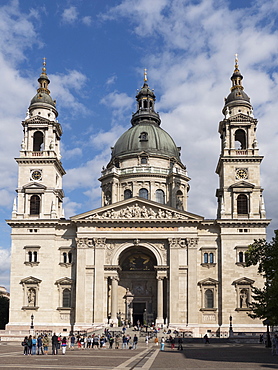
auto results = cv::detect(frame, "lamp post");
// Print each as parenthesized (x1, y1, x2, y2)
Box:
(30, 314, 34, 329)
(229, 315, 233, 337)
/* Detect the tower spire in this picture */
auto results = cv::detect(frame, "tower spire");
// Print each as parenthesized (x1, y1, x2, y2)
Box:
(37, 57, 50, 95)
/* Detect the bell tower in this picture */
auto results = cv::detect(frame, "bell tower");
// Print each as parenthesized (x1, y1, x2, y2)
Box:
(216, 56, 266, 220)
(13, 59, 65, 219)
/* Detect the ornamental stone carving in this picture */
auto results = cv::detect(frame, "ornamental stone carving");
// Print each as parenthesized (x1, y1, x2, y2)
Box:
(93, 238, 106, 249)
(76, 238, 93, 249)
(168, 238, 186, 248)
(85, 203, 188, 220)
(186, 238, 198, 248)
(105, 243, 115, 264)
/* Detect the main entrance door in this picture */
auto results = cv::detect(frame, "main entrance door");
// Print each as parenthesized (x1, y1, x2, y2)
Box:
(133, 302, 145, 326)
(118, 246, 157, 326)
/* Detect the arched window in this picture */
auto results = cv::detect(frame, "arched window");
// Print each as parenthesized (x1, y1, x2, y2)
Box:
(62, 289, 71, 308)
(176, 190, 183, 210)
(205, 289, 214, 308)
(33, 131, 44, 151)
(143, 100, 148, 109)
(33, 251, 37, 263)
(124, 189, 132, 200)
(235, 129, 246, 150)
(209, 253, 214, 264)
(139, 132, 148, 141)
(68, 252, 72, 264)
(156, 189, 165, 204)
(204, 253, 208, 264)
(239, 251, 244, 263)
(30, 195, 40, 215)
(63, 252, 67, 264)
(141, 156, 147, 164)
(139, 188, 148, 199)
(237, 194, 248, 215)
(28, 251, 32, 262)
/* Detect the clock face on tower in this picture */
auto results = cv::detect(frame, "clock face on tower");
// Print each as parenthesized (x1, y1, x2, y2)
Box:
(235, 168, 248, 180)
(31, 170, 42, 181)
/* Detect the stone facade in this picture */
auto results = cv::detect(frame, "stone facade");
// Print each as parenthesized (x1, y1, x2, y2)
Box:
(6, 59, 270, 336)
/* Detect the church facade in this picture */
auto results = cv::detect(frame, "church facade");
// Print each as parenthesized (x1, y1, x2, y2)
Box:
(7, 59, 270, 337)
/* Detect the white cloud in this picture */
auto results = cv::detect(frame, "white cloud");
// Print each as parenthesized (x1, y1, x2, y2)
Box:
(106, 75, 117, 85)
(82, 16, 92, 26)
(0, 247, 10, 273)
(50, 70, 89, 116)
(61, 6, 78, 24)
(100, 0, 278, 238)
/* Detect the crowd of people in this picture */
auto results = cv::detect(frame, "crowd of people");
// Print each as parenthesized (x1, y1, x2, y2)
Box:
(21, 330, 141, 355)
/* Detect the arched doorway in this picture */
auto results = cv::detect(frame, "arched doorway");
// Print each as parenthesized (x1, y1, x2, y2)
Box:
(118, 246, 157, 326)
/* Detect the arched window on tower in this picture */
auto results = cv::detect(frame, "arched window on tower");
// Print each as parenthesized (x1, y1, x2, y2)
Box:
(33, 131, 44, 151)
(235, 129, 246, 150)
(62, 289, 71, 308)
(156, 189, 165, 204)
(205, 289, 214, 309)
(237, 194, 248, 215)
(30, 195, 40, 215)
(139, 188, 148, 199)
(124, 189, 132, 200)
(176, 190, 183, 210)
(143, 100, 148, 109)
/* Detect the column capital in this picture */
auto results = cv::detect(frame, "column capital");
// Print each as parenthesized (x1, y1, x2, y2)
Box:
(76, 237, 93, 249)
(186, 237, 198, 248)
(93, 238, 106, 249)
(168, 238, 186, 248)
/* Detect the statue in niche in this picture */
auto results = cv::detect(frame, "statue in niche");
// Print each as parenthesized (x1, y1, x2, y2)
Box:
(104, 192, 112, 206)
(240, 289, 248, 308)
(27, 288, 36, 307)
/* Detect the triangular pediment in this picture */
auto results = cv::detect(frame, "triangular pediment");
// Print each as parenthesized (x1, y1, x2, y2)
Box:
(55, 277, 73, 285)
(25, 116, 49, 125)
(23, 182, 47, 190)
(20, 276, 42, 285)
(228, 113, 257, 124)
(230, 180, 255, 189)
(71, 197, 204, 222)
(232, 277, 255, 285)
(198, 278, 219, 286)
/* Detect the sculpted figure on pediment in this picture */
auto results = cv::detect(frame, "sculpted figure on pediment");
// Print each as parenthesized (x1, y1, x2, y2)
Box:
(85, 203, 188, 220)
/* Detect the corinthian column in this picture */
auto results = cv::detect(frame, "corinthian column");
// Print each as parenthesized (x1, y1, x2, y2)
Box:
(156, 276, 164, 325)
(111, 276, 119, 325)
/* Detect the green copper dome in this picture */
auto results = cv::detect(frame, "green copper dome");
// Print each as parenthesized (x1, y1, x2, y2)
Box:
(112, 122, 181, 161)
(111, 74, 182, 163)
(29, 60, 58, 116)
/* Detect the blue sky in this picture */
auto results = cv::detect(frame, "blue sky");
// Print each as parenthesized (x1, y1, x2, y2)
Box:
(0, 0, 277, 289)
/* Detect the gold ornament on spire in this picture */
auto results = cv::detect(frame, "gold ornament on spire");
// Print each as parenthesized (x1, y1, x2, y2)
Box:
(144, 68, 148, 82)
(42, 57, 47, 74)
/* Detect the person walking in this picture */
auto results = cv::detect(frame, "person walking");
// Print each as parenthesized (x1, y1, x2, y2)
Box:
(177, 336, 183, 351)
(61, 337, 67, 355)
(109, 336, 114, 349)
(42, 334, 49, 355)
(160, 337, 165, 351)
(37, 335, 44, 355)
(115, 335, 120, 349)
(122, 335, 128, 349)
(31, 336, 37, 355)
(27, 335, 32, 355)
(22, 336, 28, 355)
(133, 334, 138, 349)
(52, 333, 59, 355)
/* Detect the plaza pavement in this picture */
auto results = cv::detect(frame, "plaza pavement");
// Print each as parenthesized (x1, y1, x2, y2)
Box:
(0, 341, 277, 369)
